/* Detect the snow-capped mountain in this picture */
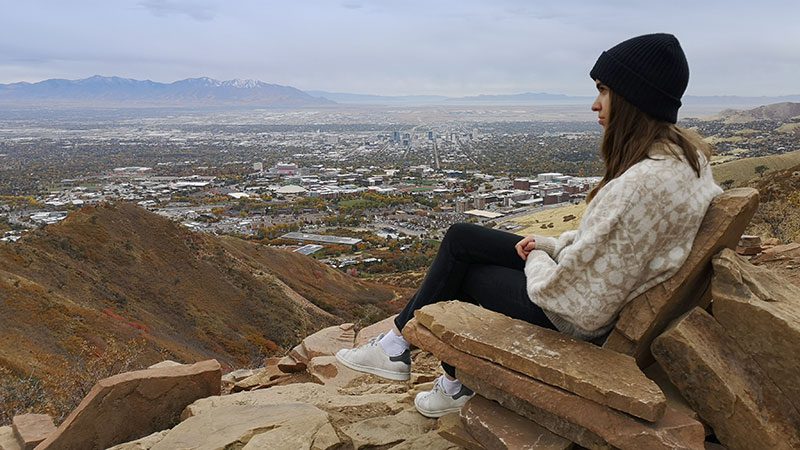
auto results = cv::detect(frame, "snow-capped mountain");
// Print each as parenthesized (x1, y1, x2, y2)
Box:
(0, 76, 333, 107)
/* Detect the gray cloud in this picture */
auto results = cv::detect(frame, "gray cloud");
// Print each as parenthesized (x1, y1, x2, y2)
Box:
(0, 0, 798, 96)
(138, 0, 216, 21)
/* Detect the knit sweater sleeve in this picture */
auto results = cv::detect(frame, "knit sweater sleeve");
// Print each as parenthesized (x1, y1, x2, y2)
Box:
(523, 183, 644, 334)
(531, 230, 578, 260)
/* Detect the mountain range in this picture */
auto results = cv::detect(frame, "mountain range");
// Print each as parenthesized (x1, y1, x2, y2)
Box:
(2, 76, 800, 108)
(0, 76, 333, 107)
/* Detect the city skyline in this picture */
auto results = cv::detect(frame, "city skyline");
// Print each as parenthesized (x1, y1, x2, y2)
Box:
(2, 0, 799, 97)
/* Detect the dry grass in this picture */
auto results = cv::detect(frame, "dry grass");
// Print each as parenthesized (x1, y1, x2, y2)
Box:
(711, 150, 800, 187)
(0, 202, 400, 423)
(502, 203, 586, 237)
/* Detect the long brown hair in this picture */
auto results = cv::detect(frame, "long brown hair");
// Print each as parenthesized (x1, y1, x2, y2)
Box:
(586, 91, 713, 203)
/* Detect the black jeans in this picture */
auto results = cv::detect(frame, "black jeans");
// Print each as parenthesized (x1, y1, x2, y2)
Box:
(394, 223, 556, 378)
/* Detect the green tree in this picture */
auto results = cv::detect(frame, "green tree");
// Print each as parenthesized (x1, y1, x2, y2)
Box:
(755, 165, 769, 177)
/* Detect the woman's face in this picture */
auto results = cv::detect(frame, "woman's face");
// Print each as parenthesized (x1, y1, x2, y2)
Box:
(591, 80, 611, 128)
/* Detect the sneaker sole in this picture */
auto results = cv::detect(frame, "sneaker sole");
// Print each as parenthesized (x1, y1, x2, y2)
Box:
(335, 352, 410, 381)
(413, 399, 466, 418)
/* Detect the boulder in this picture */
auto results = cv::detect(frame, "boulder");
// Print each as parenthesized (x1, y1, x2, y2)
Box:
(12, 414, 55, 450)
(0, 425, 22, 450)
(36, 359, 221, 450)
(651, 308, 800, 450)
(461, 396, 572, 450)
(150, 403, 338, 450)
(436, 413, 484, 450)
(341, 410, 435, 449)
(712, 248, 800, 407)
(355, 315, 398, 346)
(604, 187, 759, 366)
(413, 301, 665, 421)
(404, 319, 704, 450)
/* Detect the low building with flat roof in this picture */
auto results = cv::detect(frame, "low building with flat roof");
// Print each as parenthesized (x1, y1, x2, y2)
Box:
(282, 232, 362, 246)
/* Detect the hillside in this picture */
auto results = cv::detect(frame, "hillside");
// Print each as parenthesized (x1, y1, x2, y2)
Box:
(717, 102, 800, 123)
(503, 155, 800, 244)
(745, 163, 800, 242)
(711, 150, 800, 186)
(0, 202, 400, 416)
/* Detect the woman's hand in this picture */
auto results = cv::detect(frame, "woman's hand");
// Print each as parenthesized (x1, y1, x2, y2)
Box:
(515, 235, 536, 261)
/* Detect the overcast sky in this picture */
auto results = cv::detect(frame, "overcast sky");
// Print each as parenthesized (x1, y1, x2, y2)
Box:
(1, 0, 798, 97)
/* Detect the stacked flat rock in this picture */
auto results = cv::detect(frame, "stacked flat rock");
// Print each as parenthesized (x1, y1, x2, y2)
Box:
(406, 322, 703, 449)
(736, 234, 762, 255)
(461, 396, 572, 450)
(414, 301, 666, 421)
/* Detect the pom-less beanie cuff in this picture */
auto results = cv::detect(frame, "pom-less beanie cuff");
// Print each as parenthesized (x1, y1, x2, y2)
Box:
(590, 33, 689, 124)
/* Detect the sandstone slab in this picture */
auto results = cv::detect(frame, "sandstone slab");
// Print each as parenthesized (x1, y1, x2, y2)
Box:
(12, 415, 54, 450)
(106, 431, 168, 450)
(231, 365, 285, 392)
(0, 425, 22, 450)
(150, 403, 337, 450)
(643, 363, 710, 435)
(147, 360, 183, 369)
(341, 410, 435, 449)
(301, 323, 356, 360)
(462, 395, 572, 450)
(414, 301, 665, 421)
(182, 382, 405, 427)
(651, 307, 800, 450)
(36, 359, 221, 450)
(436, 413, 484, 450)
(405, 320, 704, 450)
(221, 368, 258, 384)
(711, 248, 800, 407)
(277, 354, 306, 373)
(388, 430, 463, 450)
(605, 188, 758, 366)
(307, 355, 372, 387)
(355, 314, 398, 346)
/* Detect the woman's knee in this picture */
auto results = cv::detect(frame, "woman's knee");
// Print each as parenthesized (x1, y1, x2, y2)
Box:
(443, 222, 478, 243)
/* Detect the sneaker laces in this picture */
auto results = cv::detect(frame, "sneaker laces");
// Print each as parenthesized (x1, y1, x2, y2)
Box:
(366, 333, 385, 346)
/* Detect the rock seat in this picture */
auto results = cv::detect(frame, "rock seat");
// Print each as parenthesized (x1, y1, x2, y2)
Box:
(404, 188, 760, 449)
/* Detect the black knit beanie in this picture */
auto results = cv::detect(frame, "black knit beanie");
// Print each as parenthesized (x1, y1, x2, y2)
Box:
(590, 33, 689, 123)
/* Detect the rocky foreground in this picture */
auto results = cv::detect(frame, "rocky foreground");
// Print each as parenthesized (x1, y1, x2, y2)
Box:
(2, 187, 799, 449)
(1, 243, 799, 449)
(0, 316, 458, 450)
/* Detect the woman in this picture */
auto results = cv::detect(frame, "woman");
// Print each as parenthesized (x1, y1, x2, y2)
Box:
(336, 33, 723, 418)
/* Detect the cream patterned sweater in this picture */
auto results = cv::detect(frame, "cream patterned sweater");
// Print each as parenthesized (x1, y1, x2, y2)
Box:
(524, 145, 723, 340)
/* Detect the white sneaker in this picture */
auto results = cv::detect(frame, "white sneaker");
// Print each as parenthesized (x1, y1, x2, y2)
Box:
(335, 333, 411, 381)
(414, 376, 475, 418)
